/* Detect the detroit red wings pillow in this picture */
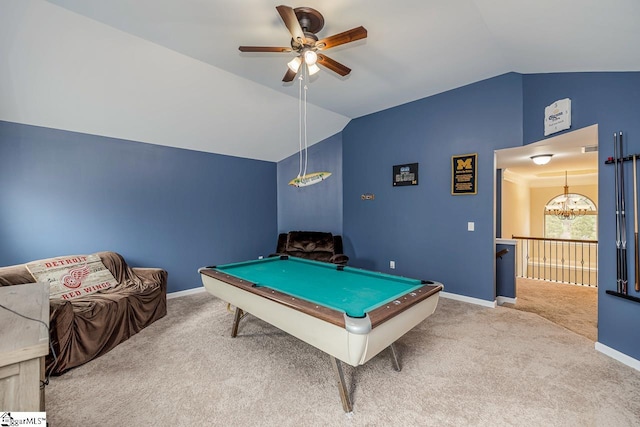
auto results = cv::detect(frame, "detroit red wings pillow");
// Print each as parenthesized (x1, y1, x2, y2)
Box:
(26, 254, 117, 300)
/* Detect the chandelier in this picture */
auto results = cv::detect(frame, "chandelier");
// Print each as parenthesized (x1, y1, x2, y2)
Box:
(545, 171, 593, 220)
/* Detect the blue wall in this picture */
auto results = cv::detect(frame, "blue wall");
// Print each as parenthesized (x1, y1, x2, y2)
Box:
(0, 121, 277, 293)
(522, 72, 640, 359)
(342, 73, 524, 301)
(277, 132, 343, 235)
(340, 71, 640, 361)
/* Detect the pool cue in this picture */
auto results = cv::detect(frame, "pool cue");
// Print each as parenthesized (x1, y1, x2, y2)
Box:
(619, 131, 628, 294)
(635, 153, 640, 292)
(614, 133, 623, 293)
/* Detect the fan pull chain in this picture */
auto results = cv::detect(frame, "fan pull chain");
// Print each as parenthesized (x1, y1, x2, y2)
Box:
(297, 74, 303, 178)
(303, 80, 309, 177)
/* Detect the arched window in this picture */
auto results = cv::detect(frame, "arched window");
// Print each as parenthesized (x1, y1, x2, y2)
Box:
(544, 193, 597, 240)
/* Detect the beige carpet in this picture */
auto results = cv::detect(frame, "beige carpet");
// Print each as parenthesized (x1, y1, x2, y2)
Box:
(503, 278, 598, 341)
(45, 292, 640, 426)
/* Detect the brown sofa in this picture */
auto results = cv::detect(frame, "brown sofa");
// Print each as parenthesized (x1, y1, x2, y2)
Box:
(272, 231, 349, 265)
(0, 251, 167, 375)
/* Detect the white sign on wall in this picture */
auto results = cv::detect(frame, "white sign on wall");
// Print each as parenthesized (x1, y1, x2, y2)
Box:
(544, 98, 571, 136)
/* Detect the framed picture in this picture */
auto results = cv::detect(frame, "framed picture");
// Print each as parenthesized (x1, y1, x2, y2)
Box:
(393, 163, 418, 186)
(544, 98, 571, 136)
(451, 153, 477, 195)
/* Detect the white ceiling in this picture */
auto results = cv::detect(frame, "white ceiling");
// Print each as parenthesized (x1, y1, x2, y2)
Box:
(2, 1, 639, 162)
(496, 125, 599, 188)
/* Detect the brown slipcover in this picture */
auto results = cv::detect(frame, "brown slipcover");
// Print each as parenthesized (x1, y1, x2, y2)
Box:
(0, 251, 167, 375)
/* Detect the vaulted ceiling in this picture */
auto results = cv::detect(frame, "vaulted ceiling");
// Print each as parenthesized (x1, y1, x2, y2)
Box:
(1, 1, 639, 162)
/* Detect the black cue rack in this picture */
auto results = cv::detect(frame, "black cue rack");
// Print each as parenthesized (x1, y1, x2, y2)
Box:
(604, 154, 640, 165)
(605, 151, 640, 304)
(605, 290, 640, 303)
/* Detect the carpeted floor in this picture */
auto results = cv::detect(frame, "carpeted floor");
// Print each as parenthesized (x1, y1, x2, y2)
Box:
(502, 278, 598, 341)
(45, 291, 640, 426)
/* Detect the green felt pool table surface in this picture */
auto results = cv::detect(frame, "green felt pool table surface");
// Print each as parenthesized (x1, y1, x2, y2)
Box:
(212, 256, 426, 318)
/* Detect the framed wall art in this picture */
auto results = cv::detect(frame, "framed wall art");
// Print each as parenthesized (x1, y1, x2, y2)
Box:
(392, 163, 418, 186)
(451, 153, 477, 195)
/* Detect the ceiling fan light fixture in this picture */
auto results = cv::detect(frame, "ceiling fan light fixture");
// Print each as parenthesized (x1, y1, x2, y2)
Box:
(287, 56, 302, 73)
(307, 63, 320, 75)
(303, 49, 318, 65)
(239, 6, 367, 82)
(531, 154, 553, 165)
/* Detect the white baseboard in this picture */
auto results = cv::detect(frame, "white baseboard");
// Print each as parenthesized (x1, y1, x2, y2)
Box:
(440, 291, 497, 308)
(496, 296, 517, 305)
(167, 286, 207, 299)
(595, 342, 640, 372)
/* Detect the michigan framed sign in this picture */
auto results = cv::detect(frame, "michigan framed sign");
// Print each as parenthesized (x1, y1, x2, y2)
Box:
(451, 153, 477, 195)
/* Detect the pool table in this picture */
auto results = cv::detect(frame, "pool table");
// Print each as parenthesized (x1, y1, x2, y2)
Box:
(198, 255, 443, 412)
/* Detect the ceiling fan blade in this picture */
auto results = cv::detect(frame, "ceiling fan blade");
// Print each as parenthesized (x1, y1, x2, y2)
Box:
(283, 67, 297, 82)
(276, 5, 307, 45)
(317, 54, 351, 77)
(316, 26, 367, 50)
(239, 46, 292, 53)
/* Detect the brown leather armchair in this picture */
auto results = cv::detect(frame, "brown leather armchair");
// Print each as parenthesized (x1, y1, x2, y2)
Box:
(271, 231, 349, 265)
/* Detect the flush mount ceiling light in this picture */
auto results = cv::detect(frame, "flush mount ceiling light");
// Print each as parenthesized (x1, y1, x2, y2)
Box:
(531, 154, 553, 165)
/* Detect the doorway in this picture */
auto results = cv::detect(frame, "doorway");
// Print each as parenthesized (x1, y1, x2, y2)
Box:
(495, 125, 599, 341)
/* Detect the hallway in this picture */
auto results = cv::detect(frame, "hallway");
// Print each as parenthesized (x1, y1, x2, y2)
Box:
(502, 277, 597, 341)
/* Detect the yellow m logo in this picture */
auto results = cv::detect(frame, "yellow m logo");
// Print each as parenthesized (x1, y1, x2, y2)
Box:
(457, 158, 472, 170)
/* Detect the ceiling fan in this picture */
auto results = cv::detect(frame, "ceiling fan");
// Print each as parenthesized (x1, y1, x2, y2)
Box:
(239, 5, 367, 82)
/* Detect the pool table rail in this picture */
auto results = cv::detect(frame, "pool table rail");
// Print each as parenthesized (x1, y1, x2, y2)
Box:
(367, 283, 442, 329)
(199, 268, 346, 328)
(198, 267, 442, 332)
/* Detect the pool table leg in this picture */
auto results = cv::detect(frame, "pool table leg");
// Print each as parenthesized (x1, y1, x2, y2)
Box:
(231, 308, 244, 338)
(389, 343, 402, 372)
(329, 356, 353, 413)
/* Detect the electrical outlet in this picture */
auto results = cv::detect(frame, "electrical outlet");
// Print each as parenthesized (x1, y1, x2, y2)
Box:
(390, 260, 396, 269)
(468, 222, 475, 231)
